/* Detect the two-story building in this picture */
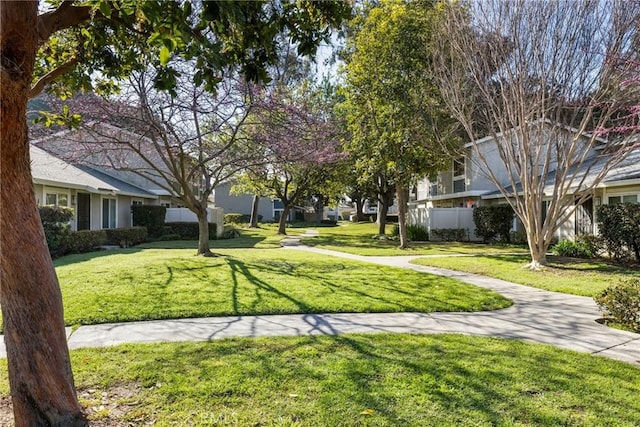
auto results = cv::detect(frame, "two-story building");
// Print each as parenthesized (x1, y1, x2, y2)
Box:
(409, 123, 640, 241)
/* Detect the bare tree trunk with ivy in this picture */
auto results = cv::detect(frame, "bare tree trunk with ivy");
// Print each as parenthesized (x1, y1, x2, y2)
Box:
(433, 0, 640, 269)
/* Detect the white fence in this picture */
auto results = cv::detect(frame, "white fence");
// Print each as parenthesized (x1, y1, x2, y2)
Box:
(165, 207, 224, 237)
(409, 207, 479, 241)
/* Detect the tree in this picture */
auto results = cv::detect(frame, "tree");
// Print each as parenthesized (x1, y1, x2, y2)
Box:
(340, 0, 458, 248)
(0, 1, 349, 423)
(39, 68, 256, 256)
(432, 0, 640, 269)
(250, 86, 345, 234)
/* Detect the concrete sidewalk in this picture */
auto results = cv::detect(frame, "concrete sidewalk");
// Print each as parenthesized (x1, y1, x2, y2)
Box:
(2, 236, 638, 366)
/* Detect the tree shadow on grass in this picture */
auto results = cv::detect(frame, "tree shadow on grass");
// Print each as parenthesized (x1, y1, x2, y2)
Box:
(129, 334, 640, 425)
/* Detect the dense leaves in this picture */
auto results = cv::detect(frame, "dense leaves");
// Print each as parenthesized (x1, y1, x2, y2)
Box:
(596, 203, 640, 263)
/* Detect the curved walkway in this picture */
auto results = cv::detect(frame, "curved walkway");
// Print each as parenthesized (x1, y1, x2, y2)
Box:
(2, 233, 638, 366)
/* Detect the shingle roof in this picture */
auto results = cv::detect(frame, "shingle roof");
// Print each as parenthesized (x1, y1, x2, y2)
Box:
(30, 145, 157, 198)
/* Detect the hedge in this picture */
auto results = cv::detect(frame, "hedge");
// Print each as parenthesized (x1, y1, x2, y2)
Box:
(131, 205, 166, 237)
(473, 205, 515, 243)
(105, 227, 148, 247)
(596, 203, 640, 263)
(61, 230, 107, 254)
(165, 222, 217, 240)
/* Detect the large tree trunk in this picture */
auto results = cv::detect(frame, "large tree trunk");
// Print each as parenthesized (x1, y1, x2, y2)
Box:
(249, 194, 260, 228)
(278, 204, 291, 235)
(314, 195, 324, 223)
(377, 199, 389, 235)
(354, 197, 364, 221)
(1, 3, 87, 425)
(396, 183, 409, 249)
(196, 208, 214, 256)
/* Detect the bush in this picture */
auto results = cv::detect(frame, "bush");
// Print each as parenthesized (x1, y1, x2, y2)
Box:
(165, 222, 217, 240)
(594, 279, 640, 332)
(320, 219, 337, 226)
(473, 205, 515, 243)
(224, 213, 245, 224)
(391, 224, 429, 241)
(407, 224, 429, 241)
(105, 227, 148, 247)
(431, 228, 467, 242)
(131, 205, 166, 237)
(596, 203, 640, 263)
(39, 205, 74, 256)
(157, 234, 181, 241)
(61, 230, 107, 254)
(552, 239, 595, 258)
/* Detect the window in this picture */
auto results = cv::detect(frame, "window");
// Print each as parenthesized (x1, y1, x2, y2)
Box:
(45, 192, 69, 206)
(102, 198, 117, 229)
(453, 156, 465, 177)
(131, 199, 144, 206)
(453, 179, 466, 193)
(608, 194, 638, 205)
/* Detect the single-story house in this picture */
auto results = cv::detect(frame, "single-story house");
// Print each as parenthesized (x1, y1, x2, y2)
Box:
(31, 144, 165, 231)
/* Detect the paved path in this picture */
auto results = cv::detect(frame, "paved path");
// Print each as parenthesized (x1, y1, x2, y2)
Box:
(2, 232, 638, 366)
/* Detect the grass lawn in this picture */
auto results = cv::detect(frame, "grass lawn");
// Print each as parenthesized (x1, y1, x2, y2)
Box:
(54, 248, 509, 326)
(412, 255, 640, 297)
(299, 222, 529, 256)
(2, 334, 638, 426)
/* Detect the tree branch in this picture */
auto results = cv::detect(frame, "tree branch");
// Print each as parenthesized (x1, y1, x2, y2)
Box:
(29, 56, 78, 99)
(37, 1, 93, 45)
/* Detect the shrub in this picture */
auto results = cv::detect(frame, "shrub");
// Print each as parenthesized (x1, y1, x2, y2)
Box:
(157, 234, 181, 241)
(105, 227, 148, 247)
(431, 228, 467, 242)
(131, 205, 166, 237)
(407, 224, 429, 241)
(224, 213, 245, 224)
(165, 222, 217, 240)
(61, 230, 107, 254)
(552, 239, 595, 259)
(320, 219, 337, 226)
(594, 279, 640, 332)
(390, 224, 428, 241)
(39, 205, 74, 256)
(473, 205, 515, 242)
(596, 203, 640, 263)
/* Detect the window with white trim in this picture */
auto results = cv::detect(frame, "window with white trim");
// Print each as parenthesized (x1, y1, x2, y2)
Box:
(102, 198, 117, 229)
(452, 156, 466, 193)
(45, 191, 69, 207)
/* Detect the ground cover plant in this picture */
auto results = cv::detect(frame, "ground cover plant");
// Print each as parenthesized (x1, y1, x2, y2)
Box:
(412, 255, 640, 297)
(1, 334, 638, 426)
(300, 222, 528, 256)
(52, 247, 509, 326)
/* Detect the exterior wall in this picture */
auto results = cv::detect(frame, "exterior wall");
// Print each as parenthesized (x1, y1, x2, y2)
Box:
(408, 206, 478, 241)
(213, 182, 274, 221)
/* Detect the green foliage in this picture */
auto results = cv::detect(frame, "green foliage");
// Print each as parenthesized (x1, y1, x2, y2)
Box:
(224, 213, 246, 224)
(157, 234, 181, 242)
(391, 224, 429, 241)
(61, 230, 107, 255)
(407, 224, 429, 242)
(38, 205, 74, 255)
(431, 228, 468, 242)
(596, 203, 640, 263)
(165, 222, 217, 240)
(105, 227, 148, 248)
(552, 239, 596, 259)
(341, 0, 459, 193)
(473, 205, 515, 243)
(131, 205, 166, 237)
(594, 279, 640, 331)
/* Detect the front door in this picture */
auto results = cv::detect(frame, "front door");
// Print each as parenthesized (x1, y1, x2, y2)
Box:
(77, 193, 91, 230)
(575, 196, 593, 235)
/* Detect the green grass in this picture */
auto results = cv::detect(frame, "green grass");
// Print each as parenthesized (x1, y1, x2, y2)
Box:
(299, 222, 528, 256)
(2, 334, 639, 425)
(412, 255, 640, 297)
(55, 248, 509, 326)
